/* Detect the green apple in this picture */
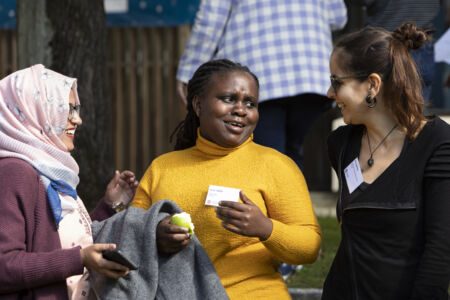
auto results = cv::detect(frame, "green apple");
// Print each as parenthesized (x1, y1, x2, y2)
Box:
(170, 212, 195, 234)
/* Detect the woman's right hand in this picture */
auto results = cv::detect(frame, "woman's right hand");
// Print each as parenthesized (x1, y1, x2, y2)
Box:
(156, 216, 191, 255)
(80, 244, 130, 279)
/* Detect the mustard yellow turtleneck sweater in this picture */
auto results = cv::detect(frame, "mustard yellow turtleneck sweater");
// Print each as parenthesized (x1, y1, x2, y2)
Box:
(132, 134, 321, 299)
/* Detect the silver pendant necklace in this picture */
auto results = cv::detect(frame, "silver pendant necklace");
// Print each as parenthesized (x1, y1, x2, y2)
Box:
(366, 124, 398, 167)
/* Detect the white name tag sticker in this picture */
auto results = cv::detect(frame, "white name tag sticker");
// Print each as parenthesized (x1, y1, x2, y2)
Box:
(344, 158, 364, 194)
(205, 185, 240, 207)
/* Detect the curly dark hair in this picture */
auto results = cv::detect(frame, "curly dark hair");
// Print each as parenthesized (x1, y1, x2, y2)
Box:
(171, 59, 259, 150)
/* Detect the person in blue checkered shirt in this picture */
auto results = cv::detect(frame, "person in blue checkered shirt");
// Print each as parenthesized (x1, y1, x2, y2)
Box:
(176, 0, 347, 279)
(177, 0, 347, 169)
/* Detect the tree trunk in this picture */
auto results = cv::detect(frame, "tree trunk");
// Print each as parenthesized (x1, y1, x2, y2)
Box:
(17, 0, 113, 209)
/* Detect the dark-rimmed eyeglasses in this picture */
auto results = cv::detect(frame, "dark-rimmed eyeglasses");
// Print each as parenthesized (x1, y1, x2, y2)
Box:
(330, 74, 368, 93)
(68, 104, 81, 121)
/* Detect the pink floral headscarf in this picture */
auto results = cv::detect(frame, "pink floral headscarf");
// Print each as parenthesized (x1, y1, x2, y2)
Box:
(0, 64, 81, 224)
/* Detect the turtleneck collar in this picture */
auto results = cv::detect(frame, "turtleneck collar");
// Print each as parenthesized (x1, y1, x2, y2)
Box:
(195, 128, 253, 156)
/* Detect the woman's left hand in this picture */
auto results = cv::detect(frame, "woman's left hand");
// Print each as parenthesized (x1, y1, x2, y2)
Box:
(215, 191, 273, 241)
(105, 170, 139, 207)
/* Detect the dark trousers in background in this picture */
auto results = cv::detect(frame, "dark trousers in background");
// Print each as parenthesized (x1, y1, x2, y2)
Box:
(254, 93, 330, 277)
(254, 93, 331, 170)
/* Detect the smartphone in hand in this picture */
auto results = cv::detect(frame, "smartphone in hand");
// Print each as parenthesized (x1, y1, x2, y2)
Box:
(102, 249, 138, 270)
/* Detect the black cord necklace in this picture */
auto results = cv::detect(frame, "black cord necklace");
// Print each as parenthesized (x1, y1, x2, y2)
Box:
(366, 124, 398, 167)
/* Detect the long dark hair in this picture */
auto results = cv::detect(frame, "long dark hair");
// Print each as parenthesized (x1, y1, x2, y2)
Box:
(334, 23, 429, 139)
(171, 59, 259, 150)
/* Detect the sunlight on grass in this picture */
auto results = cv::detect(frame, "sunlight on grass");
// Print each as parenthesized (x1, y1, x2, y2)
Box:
(286, 216, 340, 288)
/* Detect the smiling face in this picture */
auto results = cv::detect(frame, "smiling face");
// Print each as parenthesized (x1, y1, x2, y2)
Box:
(193, 71, 259, 148)
(327, 50, 370, 125)
(61, 89, 82, 151)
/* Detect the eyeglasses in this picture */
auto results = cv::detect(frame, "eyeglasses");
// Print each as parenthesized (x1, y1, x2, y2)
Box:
(68, 104, 81, 121)
(330, 74, 368, 93)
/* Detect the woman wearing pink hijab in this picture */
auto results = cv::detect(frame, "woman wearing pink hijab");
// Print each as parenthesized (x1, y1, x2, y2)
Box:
(0, 64, 138, 299)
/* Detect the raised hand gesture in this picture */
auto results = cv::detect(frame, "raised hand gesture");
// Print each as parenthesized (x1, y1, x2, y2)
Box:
(105, 170, 139, 208)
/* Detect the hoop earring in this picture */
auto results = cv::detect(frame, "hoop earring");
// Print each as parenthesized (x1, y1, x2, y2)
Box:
(365, 95, 377, 108)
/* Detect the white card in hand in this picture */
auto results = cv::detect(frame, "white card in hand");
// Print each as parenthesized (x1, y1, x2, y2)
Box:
(344, 157, 364, 194)
(205, 185, 240, 207)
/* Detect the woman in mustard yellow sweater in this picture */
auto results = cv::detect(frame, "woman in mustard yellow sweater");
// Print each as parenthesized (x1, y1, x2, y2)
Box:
(132, 59, 321, 299)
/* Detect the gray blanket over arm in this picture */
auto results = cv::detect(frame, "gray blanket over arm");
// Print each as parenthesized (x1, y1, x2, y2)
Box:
(89, 200, 229, 300)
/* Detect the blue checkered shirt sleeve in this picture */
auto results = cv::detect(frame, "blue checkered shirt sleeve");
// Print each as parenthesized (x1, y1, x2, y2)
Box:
(177, 0, 232, 83)
(177, 0, 347, 101)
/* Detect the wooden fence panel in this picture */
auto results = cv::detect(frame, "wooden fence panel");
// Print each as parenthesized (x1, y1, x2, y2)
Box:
(0, 33, 7, 76)
(108, 26, 189, 177)
(137, 27, 151, 173)
(110, 27, 125, 172)
(0, 27, 189, 179)
(124, 28, 138, 173)
(0, 30, 17, 79)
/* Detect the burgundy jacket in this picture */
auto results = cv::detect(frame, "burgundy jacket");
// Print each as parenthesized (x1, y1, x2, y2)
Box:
(0, 158, 114, 299)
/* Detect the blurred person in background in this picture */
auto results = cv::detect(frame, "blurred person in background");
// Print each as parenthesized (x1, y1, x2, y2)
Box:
(349, 0, 441, 103)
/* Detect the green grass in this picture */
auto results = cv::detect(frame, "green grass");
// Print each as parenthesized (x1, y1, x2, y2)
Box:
(286, 216, 341, 288)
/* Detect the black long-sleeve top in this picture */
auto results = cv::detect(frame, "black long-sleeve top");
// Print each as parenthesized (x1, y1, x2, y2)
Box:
(322, 117, 450, 300)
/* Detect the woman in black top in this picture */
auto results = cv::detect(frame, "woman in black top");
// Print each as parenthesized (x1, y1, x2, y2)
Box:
(322, 23, 450, 299)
